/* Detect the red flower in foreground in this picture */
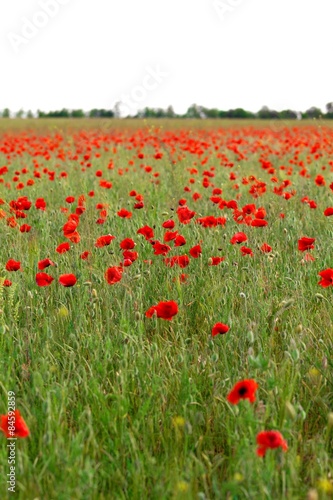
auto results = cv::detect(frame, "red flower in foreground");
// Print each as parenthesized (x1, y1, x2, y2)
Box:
(3, 279, 12, 287)
(137, 225, 154, 240)
(227, 379, 258, 405)
(0, 410, 30, 438)
(120, 238, 135, 250)
(318, 268, 333, 287)
(324, 207, 333, 217)
(59, 274, 77, 287)
(56, 242, 70, 254)
(35, 198, 46, 210)
(260, 243, 272, 253)
(145, 300, 178, 321)
(20, 224, 31, 233)
(298, 237, 315, 252)
(256, 431, 288, 457)
(240, 246, 253, 256)
(105, 266, 123, 285)
(95, 235, 115, 248)
(38, 258, 55, 270)
(36, 273, 54, 287)
(251, 219, 268, 227)
(230, 232, 247, 244)
(117, 208, 132, 218)
(208, 257, 225, 266)
(212, 323, 229, 336)
(5, 259, 21, 271)
(189, 244, 202, 258)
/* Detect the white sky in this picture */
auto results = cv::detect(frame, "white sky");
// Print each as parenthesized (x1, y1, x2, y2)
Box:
(1, 0, 332, 116)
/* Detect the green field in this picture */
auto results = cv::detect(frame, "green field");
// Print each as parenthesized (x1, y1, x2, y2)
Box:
(0, 119, 332, 499)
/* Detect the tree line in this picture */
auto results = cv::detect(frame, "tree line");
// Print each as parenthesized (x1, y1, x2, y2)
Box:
(1, 103, 333, 119)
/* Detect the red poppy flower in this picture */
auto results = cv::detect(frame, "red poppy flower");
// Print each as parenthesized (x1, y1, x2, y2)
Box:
(3, 279, 12, 287)
(151, 241, 171, 256)
(0, 409, 30, 438)
(208, 257, 225, 266)
(59, 274, 77, 287)
(65, 196, 75, 203)
(35, 198, 46, 210)
(36, 273, 54, 287)
(80, 251, 91, 260)
(174, 234, 186, 246)
(162, 219, 175, 229)
(227, 379, 258, 404)
(324, 207, 333, 217)
(123, 250, 138, 262)
(298, 237, 315, 252)
(212, 323, 229, 336)
(120, 238, 135, 250)
(230, 232, 247, 244)
(260, 243, 272, 253)
(137, 225, 154, 240)
(164, 231, 178, 242)
(95, 235, 115, 248)
(117, 208, 132, 218)
(105, 266, 123, 285)
(5, 259, 21, 271)
(56, 242, 70, 254)
(38, 258, 55, 270)
(256, 431, 288, 457)
(251, 219, 268, 227)
(177, 206, 196, 224)
(145, 300, 178, 321)
(318, 268, 333, 287)
(240, 246, 253, 256)
(20, 224, 31, 233)
(189, 244, 202, 258)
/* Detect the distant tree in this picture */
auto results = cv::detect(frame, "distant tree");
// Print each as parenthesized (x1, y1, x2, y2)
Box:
(202, 107, 220, 119)
(165, 105, 176, 118)
(15, 109, 24, 118)
(304, 106, 322, 119)
(257, 106, 279, 119)
(27, 110, 34, 119)
(89, 109, 114, 118)
(325, 102, 333, 119)
(227, 108, 255, 119)
(278, 109, 298, 119)
(185, 104, 205, 119)
(2, 108, 10, 118)
(326, 102, 333, 113)
(71, 109, 85, 118)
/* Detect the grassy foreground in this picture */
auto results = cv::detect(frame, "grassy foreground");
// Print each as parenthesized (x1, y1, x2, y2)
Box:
(0, 121, 333, 499)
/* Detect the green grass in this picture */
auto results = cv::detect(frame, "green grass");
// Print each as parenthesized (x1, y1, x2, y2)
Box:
(0, 121, 332, 499)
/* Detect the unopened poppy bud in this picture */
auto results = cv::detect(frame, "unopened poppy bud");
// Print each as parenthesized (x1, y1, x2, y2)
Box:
(328, 413, 333, 428)
(92, 289, 97, 298)
(283, 228, 287, 233)
(135, 311, 141, 321)
(295, 324, 303, 333)
(162, 211, 169, 216)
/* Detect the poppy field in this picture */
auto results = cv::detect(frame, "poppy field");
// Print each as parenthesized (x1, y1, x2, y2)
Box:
(0, 120, 333, 499)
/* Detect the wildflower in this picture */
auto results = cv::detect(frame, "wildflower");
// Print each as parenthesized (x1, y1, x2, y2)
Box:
(256, 430, 288, 457)
(0, 410, 30, 438)
(212, 323, 229, 336)
(145, 301, 178, 321)
(227, 379, 258, 404)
